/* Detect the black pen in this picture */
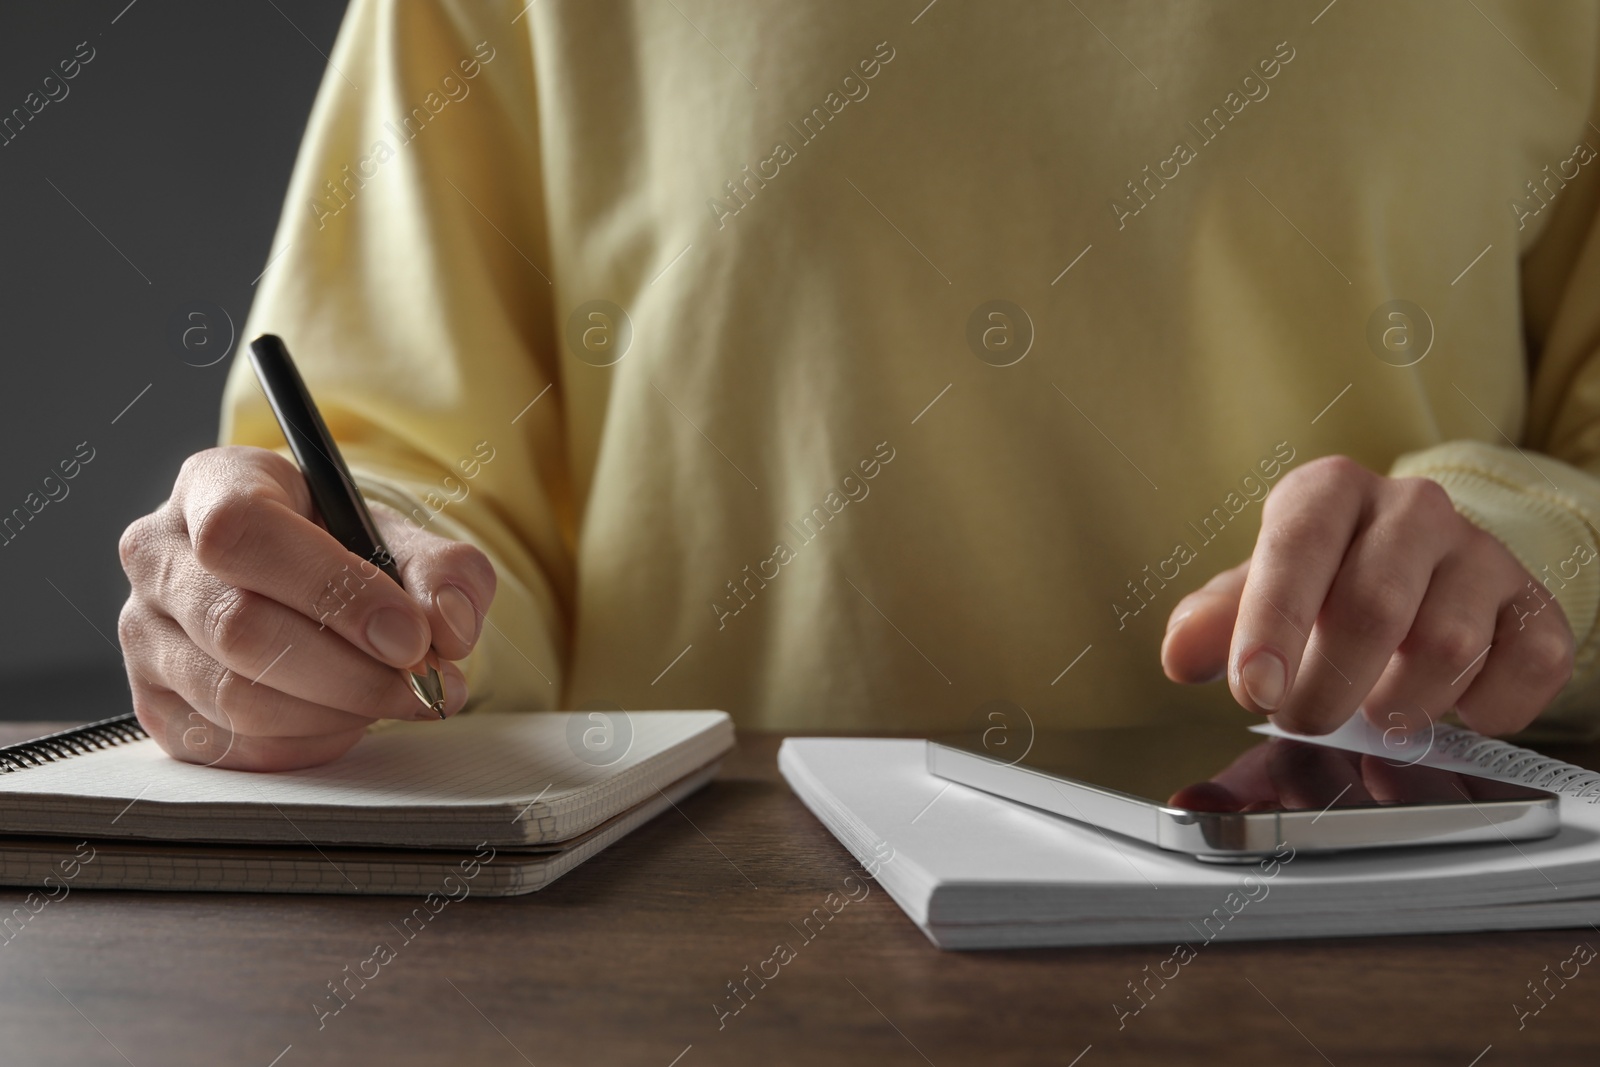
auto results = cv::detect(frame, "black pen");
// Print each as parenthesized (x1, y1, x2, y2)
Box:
(246, 333, 447, 718)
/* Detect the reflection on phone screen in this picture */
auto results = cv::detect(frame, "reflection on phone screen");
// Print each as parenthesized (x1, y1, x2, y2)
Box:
(1166, 737, 1540, 814)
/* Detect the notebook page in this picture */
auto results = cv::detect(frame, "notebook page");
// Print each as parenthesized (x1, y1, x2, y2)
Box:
(0, 711, 727, 812)
(781, 738, 1600, 924)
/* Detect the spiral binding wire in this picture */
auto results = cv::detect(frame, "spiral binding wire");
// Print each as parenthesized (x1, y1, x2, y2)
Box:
(0, 712, 148, 774)
(1430, 727, 1600, 803)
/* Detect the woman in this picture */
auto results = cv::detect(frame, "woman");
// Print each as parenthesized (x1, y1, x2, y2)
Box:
(118, 0, 1600, 768)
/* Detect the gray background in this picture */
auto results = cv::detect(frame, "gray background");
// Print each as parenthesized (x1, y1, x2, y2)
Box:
(0, 0, 348, 720)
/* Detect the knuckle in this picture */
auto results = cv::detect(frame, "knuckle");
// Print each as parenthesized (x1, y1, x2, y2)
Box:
(1314, 453, 1366, 481)
(120, 508, 181, 587)
(176, 449, 219, 484)
(1392, 477, 1455, 524)
(1408, 619, 1487, 672)
(1284, 454, 1365, 494)
(203, 587, 259, 661)
(188, 493, 257, 571)
(1261, 456, 1371, 535)
(118, 515, 151, 574)
(241, 444, 300, 482)
(1517, 627, 1574, 685)
(116, 601, 144, 654)
(225, 442, 270, 465)
(116, 601, 155, 659)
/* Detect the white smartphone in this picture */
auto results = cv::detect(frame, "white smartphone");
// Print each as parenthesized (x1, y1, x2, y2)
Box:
(926, 717, 1559, 862)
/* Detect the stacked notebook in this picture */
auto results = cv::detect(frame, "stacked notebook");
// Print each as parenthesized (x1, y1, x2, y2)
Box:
(0, 710, 733, 895)
(780, 718, 1600, 949)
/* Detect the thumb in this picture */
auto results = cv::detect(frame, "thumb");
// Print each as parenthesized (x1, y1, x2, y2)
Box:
(1161, 560, 1249, 684)
(374, 504, 498, 663)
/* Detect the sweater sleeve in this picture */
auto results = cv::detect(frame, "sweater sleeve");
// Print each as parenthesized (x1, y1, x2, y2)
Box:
(1390, 94, 1600, 738)
(220, 0, 569, 711)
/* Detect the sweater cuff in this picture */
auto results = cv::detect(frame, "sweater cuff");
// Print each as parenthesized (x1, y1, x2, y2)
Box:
(1390, 441, 1600, 727)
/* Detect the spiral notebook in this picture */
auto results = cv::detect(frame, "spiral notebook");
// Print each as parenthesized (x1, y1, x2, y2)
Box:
(781, 717, 1600, 949)
(0, 709, 733, 896)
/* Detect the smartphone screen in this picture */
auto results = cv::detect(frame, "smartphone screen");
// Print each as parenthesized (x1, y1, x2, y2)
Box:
(933, 716, 1551, 815)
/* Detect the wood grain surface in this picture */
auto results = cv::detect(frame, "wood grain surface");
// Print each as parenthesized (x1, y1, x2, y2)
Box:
(1, 722, 1597, 1066)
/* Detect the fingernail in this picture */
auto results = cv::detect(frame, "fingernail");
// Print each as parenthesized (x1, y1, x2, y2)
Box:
(436, 585, 478, 645)
(367, 608, 427, 666)
(1239, 649, 1287, 711)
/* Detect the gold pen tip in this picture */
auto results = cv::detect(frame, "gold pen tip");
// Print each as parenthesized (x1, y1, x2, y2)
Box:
(433, 700, 447, 720)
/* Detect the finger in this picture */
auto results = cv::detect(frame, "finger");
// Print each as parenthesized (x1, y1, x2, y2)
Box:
(1454, 585, 1573, 736)
(1207, 738, 1275, 799)
(1271, 478, 1456, 734)
(121, 605, 413, 736)
(1359, 547, 1503, 735)
(1359, 754, 1465, 804)
(128, 672, 367, 772)
(1229, 457, 1369, 717)
(170, 459, 433, 672)
(1162, 561, 1248, 683)
(150, 551, 459, 719)
(1166, 781, 1244, 811)
(375, 505, 497, 663)
(1177, 740, 1275, 810)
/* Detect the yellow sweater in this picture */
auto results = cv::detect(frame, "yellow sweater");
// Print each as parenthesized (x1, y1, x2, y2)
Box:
(225, 0, 1600, 737)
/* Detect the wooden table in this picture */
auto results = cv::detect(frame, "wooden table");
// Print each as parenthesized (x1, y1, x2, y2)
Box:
(2, 722, 1597, 1066)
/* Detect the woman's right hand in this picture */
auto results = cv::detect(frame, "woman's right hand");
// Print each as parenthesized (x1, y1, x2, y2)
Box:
(117, 445, 497, 771)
